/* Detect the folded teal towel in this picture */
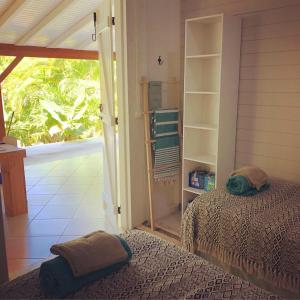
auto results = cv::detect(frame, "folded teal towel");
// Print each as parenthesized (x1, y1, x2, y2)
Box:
(39, 236, 132, 298)
(226, 175, 269, 196)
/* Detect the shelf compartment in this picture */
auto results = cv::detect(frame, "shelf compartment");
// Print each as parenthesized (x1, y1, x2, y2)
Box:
(186, 53, 220, 59)
(184, 123, 217, 130)
(183, 186, 205, 195)
(184, 154, 216, 166)
(186, 16, 222, 56)
(183, 127, 218, 165)
(185, 91, 219, 95)
(185, 56, 221, 92)
(184, 93, 219, 129)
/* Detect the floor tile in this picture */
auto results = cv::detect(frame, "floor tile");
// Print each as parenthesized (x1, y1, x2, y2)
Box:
(28, 184, 61, 195)
(26, 186, 33, 192)
(73, 204, 105, 219)
(28, 219, 70, 236)
(6, 236, 59, 259)
(35, 205, 78, 219)
(38, 176, 67, 185)
(56, 184, 90, 194)
(27, 194, 54, 206)
(65, 176, 98, 185)
(63, 218, 107, 236)
(28, 205, 45, 220)
(48, 168, 75, 176)
(25, 177, 41, 186)
(4, 139, 118, 277)
(57, 235, 81, 243)
(47, 194, 83, 205)
(25, 169, 50, 177)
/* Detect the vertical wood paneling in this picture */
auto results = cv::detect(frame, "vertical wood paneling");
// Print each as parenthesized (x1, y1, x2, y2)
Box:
(182, 0, 300, 182)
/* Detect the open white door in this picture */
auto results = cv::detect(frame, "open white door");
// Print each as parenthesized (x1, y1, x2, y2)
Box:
(98, 0, 118, 224)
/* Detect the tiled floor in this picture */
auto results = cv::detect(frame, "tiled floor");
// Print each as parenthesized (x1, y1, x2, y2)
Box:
(2, 138, 119, 277)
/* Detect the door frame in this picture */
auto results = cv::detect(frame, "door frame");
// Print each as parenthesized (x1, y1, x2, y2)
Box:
(114, 0, 132, 230)
(0, 194, 9, 284)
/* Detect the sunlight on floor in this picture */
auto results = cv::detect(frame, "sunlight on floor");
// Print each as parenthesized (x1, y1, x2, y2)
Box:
(2, 138, 118, 277)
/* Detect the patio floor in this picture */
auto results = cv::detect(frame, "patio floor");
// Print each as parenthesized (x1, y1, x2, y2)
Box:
(3, 138, 118, 278)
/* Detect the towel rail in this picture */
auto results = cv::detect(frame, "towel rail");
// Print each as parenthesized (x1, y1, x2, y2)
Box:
(142, 76, 182, 237)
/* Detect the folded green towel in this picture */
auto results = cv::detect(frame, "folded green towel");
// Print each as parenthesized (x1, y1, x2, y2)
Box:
(226, 175, 269, 196)
(39, 236, 132, 298)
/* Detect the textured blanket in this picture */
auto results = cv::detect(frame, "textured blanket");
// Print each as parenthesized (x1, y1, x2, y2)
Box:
(181, 179, 300, 297)
(0, 230, 277, 299)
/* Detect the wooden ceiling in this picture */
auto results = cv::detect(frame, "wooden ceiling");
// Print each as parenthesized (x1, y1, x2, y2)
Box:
(0, 0, 101, 59)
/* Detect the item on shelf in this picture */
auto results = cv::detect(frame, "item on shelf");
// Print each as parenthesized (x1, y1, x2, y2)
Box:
(204, 173, 215, 192)
(189, 170, 206, 189)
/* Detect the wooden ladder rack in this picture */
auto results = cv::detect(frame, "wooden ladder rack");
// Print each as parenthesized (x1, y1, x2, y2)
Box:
(141, 77, 182, 236)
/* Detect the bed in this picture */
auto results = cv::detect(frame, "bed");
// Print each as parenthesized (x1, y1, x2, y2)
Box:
(181, 178, 300, 298)
(0, 230, 278, 299)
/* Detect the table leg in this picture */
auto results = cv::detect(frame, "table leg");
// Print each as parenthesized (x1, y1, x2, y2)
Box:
(1, 155, 28, 217)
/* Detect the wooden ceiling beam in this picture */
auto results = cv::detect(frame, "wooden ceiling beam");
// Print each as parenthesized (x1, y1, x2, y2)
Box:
(48, 13, 92, 48)
(0, 43, 98, 60)
(0, 0, 26, 28)
(16, 0, 73, 45)
(0, 56, 23, 83)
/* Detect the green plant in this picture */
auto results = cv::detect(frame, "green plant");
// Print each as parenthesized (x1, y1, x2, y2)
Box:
(0, 57, 101, 146)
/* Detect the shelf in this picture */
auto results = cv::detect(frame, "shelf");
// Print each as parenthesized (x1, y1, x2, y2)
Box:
(185, 91, 219, 95)
(186, 53, 220, 59)
(184, 123, 217, 131)
(156, 210, 181, 237)
(183, 186, 206, 195)
(184, 154, 216, 166)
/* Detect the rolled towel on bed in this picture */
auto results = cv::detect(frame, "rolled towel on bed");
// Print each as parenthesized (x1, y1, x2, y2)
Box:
(226, 175, 259, 196)
(230, 166, 268, 190)
(50, 231, 129, 277)
(39, 235, 132, 298)
(227, 166, 269, 196)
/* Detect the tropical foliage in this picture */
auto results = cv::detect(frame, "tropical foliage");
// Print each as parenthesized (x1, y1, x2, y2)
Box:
(0, 56, 101, 146)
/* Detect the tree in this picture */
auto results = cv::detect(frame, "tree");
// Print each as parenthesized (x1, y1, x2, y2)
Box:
(0, 56, 101, 146)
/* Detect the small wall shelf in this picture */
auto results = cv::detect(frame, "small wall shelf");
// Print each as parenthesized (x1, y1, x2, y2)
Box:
(183, 186, 205, 195)
(184, 123, 217, 131)
(186, 53, 220, 59)
(184, 155, 217, 166)
(185, 91, 219, 95)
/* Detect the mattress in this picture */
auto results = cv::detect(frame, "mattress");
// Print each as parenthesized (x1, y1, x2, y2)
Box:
(0, 230, 278, 299)
(182, 178, 300, 298)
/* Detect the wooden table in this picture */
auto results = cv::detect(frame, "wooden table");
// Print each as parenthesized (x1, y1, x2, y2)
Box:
(0, 144, 27, 217)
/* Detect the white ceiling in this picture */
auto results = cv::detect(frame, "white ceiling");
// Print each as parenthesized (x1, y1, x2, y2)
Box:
(0, 0, 100, 51)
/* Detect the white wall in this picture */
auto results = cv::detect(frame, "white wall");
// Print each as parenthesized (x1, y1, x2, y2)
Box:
(181, 0, 300, 182)
(125, 0, 181, 227)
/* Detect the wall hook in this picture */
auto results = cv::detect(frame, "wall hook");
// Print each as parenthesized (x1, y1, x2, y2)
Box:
(158, 56, 164, 65)
(92, 12, 97, 41)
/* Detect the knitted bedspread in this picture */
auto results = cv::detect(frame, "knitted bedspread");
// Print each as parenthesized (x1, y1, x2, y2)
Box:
(181, 179, 300, 296)
(0, 230, 278, 299)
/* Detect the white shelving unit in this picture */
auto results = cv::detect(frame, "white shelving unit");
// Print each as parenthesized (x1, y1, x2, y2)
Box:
(182, 14, 241, 211)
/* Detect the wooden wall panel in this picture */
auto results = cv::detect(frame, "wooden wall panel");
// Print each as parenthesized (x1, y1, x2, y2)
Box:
(241, 51, 300, 66)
